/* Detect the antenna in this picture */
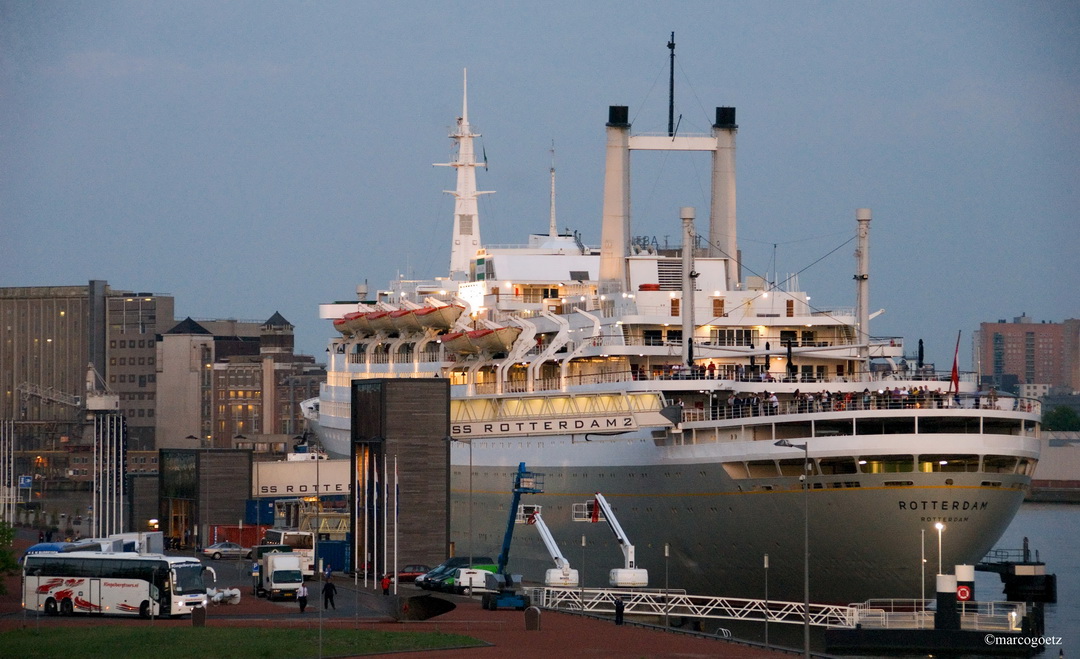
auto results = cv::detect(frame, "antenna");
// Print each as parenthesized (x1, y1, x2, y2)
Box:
(667, 32, 675, 137)
(549, 141, 557, 238)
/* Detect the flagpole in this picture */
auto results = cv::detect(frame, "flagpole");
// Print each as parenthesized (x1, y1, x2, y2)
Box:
(383, 452, 388, 585)
(372, 452, 377, 589)
(394, 455, 399, 595)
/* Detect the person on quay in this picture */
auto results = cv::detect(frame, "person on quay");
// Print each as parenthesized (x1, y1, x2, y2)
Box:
(322, 578, 337, 610)
(297, 582, 309, 613)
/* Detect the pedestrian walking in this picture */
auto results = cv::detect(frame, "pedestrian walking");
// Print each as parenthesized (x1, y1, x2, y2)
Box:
(323, 563, 332, 580)
(381, 574, 391, 595)
(322, 578, 337, 610)
(614, 597, 625, 625)
(297, 583, 309, 613)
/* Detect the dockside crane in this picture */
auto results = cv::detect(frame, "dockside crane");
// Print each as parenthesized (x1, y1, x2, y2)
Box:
(592, 492, 649, 587)
(526, 511, 579, 587)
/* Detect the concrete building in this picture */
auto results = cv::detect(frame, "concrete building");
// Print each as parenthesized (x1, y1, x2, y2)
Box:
(1, 281, 173, 449)
(974, 315, 1080, 394)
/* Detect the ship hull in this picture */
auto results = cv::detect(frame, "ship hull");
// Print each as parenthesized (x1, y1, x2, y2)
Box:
(317, 406, 1034, 603)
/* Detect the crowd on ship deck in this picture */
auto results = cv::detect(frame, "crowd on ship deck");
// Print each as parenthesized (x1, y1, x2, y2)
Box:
(675, 385, 1032, 422)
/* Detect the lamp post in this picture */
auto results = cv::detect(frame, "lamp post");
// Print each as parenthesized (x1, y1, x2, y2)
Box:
(775, 439, 810, 658)
(664, 542, 670, 628)
(921, 528, 927, 625)
(935, 522, 945, 575)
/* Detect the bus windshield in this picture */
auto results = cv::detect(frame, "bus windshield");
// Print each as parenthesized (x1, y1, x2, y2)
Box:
(173, 564, 207, 595)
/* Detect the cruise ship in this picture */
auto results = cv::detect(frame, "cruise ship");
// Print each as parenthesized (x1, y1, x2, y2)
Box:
(307, 72, 1041, 604)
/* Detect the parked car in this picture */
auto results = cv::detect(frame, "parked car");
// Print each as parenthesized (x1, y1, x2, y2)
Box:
(397, 564, 432, 583)
(202, 541, 251, 560)
(416, 557, 495, 590)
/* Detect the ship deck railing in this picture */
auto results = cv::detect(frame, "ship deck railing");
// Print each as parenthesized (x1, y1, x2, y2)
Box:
(850, 598, 1025, 631)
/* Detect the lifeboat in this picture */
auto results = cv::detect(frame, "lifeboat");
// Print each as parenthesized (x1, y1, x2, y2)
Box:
(333, 317, 353, 337)
(468, 326, 522, 353)
(389, 308, 423, 333)
(439, 331, 477, 354)
(366, 311, 395, 333)
(343, 311, 370, 336)
(415, 304, 465, 330)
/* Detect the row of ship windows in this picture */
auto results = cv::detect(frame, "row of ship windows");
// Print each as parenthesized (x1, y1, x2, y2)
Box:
(727, 454, 1035, 480)
(454, 454, 1032, 485)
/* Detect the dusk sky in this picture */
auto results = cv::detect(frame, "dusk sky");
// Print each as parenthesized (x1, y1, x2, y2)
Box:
(3, 1, 1077, 369)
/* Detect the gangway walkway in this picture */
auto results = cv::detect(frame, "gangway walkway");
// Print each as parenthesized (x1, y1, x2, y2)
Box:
(528, 586, 857, 628)
(527, 587, 1026, 633)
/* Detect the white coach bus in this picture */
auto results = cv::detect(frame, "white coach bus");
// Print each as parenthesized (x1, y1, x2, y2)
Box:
(23, 551, 214, 618)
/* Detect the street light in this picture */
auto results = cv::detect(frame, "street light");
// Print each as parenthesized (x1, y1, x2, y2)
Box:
(775, 439, 810, 659)
(935, 522, 945, 575)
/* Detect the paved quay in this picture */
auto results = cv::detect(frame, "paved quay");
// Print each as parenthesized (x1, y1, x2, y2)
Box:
(2, 531, 804, 658)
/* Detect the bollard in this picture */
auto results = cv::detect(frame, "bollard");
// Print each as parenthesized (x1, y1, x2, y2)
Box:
(191, 605, 206, 627)
(933, 574, 959, 631)
(524, 606, 541, 631)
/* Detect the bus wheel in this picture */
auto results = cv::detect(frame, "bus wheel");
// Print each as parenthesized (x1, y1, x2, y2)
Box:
(60, 598, 73, 616)
(44, 598, 58, 616)
(139, 601, 151, 619)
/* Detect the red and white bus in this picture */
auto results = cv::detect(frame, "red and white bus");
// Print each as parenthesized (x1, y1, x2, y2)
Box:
(22, 551, 213, 618)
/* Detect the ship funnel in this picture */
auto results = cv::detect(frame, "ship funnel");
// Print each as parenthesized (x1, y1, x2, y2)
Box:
(599, 106, 631, 294)
(709, 107, 737, 288)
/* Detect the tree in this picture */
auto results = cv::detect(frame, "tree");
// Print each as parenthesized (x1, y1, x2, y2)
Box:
(1042, 405, 1080, 431)
(0, 522, 19, 595)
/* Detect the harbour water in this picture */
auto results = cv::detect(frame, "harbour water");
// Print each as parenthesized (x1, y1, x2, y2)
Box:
(729, 502, 1077, 656)
(974, 502, 1078, 655)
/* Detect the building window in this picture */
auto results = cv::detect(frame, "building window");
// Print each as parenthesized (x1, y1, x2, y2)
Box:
(712, 299, 725, 317)
(671, 298, 680, 317)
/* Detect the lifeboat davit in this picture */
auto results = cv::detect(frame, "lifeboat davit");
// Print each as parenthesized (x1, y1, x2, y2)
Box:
(389, 308, 423, 333)
(439, 331, 477, 354)
(367, 311, 394, 333)
(468, 326, 522, 353)
(415, 304, 465, 330)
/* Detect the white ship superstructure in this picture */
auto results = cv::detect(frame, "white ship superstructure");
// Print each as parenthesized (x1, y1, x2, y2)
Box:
(308, 75, 1041, 604)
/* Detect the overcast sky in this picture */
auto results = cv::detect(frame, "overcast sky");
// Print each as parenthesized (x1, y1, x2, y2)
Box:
(3, 1, 1077, 369)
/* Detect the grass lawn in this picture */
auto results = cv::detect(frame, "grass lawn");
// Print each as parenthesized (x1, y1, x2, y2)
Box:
(0, 625, 486, 658)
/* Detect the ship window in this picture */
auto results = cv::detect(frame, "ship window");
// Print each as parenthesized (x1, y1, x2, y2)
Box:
(643, 330, 663, 346)
(859, 455, 914, 473)
(855, 418, 915, 435)
(918, 454, 979, 473)
(746, 460, 779, 478)
(815, 420, 853, 437)
(818, 457, 857, 475)
(983, 455, 1020, 474)
(671, 298, 680, 317)
(712, 299, 725, 317)
(918, 417, 981, 433)
(778, 459, 808, 477)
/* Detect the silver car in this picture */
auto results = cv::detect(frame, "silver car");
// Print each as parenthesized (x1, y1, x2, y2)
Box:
(202, 541, 251, 560)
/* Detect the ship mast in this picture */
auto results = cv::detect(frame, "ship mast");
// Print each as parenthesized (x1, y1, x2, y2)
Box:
(436, 69, 493, 280)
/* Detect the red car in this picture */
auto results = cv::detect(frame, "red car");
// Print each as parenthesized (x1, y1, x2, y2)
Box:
(397, 564, 431, 583)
